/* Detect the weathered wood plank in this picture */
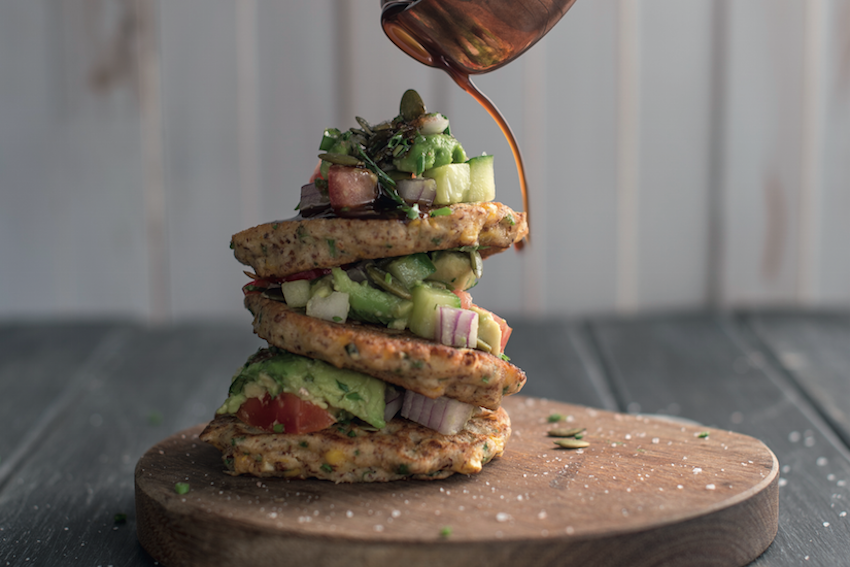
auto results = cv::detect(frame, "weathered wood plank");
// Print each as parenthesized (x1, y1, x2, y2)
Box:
(509, 319, 618, 410)
(590, 313, 850, 565)
(0, 322, 261, 567)
(0, 322, 133, 487)
(746, 311, 850, 448)
(719, 0, 807, 305)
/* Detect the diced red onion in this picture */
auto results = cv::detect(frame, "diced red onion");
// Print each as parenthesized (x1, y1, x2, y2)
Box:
(299, 183, 329, 216)
(384, 386, 403, 421)
(419, 113, 450, 135)
(400, 390, 474, 435)
(435, 306, 478, 348)
(396, 178, 437, 205)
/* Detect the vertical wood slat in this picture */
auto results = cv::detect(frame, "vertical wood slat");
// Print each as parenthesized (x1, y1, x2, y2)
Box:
(136, 0, 169, 322)
(616, 0, 641, 313)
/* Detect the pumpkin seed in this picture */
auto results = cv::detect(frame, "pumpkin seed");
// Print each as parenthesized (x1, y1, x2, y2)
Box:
(355, 116, 373, 136)
(548, 427, 586, 438)
(365, 264, 412, 300)
(319, 152, 362, 166)
(400, 89, 426, 122)
(553, 438, 590, 449)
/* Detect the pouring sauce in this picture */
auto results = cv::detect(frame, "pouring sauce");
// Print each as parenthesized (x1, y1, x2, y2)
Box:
(381, 0, 579, 246)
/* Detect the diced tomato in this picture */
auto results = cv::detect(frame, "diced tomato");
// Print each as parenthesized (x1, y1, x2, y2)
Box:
(282, 268, 330, 282)
(242, 278, 272, 296)
(491, 312, 513, 352)
(236, 392, 336, 434)
(453, 289, 473, 310)
(327, 165, 378, 211)
(309, 160, 324, 182)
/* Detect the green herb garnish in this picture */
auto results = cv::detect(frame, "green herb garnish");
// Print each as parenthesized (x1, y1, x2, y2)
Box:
(174, 482, 190, 495)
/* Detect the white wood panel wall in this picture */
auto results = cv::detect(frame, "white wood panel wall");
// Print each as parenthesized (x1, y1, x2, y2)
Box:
(1, 0, 848, 321)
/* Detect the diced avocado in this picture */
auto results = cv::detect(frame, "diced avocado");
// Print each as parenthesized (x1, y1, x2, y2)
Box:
(393, 134, 468, 176)
(465, 154, 495, 202)
(427, 251, 478, 290)
(423, 163, 470, 205)
(409, 283, 462, 339)
(471, 306, 502, 355)
(218, 349, 387, 429)
(306, 291, 350, 323)
(386, 253, 436, 289)
(281, 279, 311, 307)
(331, 267, 412, 327)
(310, 275, 334, 299)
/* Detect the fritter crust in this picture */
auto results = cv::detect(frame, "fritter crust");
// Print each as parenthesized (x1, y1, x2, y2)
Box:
(199, 407, 510, 482)
(245, 293, 526, 410)
(232, 202, 528, 279)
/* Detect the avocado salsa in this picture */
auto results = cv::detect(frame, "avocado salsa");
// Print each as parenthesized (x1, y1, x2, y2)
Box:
(243, 90, 510, 358)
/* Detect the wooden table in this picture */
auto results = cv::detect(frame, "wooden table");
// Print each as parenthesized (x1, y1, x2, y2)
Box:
(1, 310, 848, 565)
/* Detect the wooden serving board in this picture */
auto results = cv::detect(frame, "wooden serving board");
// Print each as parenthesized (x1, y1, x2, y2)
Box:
(135, 397, 778, 567)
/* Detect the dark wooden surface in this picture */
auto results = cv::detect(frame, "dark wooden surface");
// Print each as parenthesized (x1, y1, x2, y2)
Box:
(1, 310, 848, 566)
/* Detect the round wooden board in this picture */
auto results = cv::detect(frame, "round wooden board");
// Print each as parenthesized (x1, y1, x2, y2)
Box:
(136, 397, 778, 567)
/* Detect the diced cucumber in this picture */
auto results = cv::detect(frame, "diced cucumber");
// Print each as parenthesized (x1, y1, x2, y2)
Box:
(471, 306, 502, 355)
(331, 267, 412, 326)
(306, 291, 350, 323)
(409, 283, 462, 340)
(281, 279, 311, 307)
(387, 253, 436, 289)
(427, 251, 478, 290)
(464, 154, 495, 202)
(423, 163, 470, 205)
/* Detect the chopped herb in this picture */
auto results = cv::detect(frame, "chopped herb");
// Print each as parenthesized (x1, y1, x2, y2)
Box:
(174, 482, 190, 495)
(396, 464, 410, 475)
(254, 454, 263, 461)
(229, 241, 235, 250)
(231, 436, 246, 446)
(429, 207, 452, 217)
(333, 316, 342, 322)
(224, 458, 234, 468)
(345, 392, 363, 401)
(336, 380, 350, 393)
(502, 213, 516, 226)
(697, 431, 710, 439)
(347, 430, 358, 438)
(483, 443, 489, 452)
(384, 272, 392, 284)
(354, 449, 360, 456)
(547, 413, 565, 423)
(321, 463, 334, 473)
(439, 526, 453, 538)
(411, 359, 425, 369)
(482, 376, 490, 384)
(431, 237, 442, 246)
(502, 386, 509, 395)
(299, 441, 309, 448)
(273, 423, 285, 433)
(114, 513, 127, 524)
(272, 223, 279, 230)
(500, 353, 511, 362)
(327, 239, 337, 257)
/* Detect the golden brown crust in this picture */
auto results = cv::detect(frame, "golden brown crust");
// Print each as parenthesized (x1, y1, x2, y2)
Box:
(232, 202, 528, 278)
(245, 294, 526, 410)
(199, 408, 510, 482)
